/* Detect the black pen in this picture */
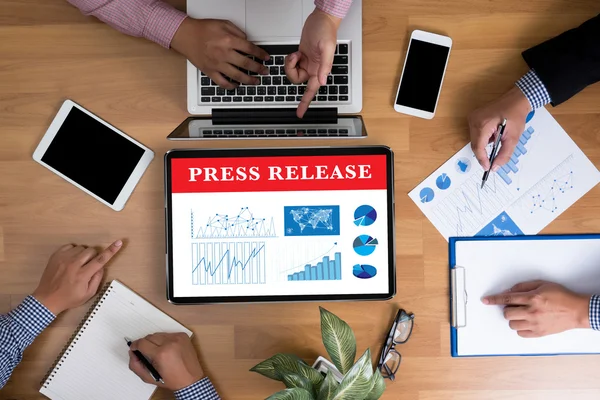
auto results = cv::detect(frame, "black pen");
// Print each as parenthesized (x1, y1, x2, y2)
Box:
(481, 118, 508, 189)
(125, 337, 165, 384)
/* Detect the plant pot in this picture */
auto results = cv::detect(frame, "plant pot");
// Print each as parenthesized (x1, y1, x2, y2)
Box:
(311, 356, 344, 383)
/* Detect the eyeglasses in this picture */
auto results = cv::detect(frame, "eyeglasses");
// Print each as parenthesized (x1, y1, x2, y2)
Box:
(377, 309, 415, 381)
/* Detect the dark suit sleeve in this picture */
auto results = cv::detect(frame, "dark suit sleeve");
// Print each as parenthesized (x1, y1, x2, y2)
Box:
(522, 13, 600, 106)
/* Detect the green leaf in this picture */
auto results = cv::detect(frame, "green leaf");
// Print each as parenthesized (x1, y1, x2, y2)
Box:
(317, 372, 339, 400)
(277, 366, 315, 395)
(331, 349, 374, 400)
(295, 360, 325, 389)
(365, 370, 386, 400)
(250, 354, 308, 381)
(319, 307, 357, 374)
(266, 388, 314, 400)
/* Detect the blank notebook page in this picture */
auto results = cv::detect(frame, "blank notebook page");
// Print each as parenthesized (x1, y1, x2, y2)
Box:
(455, 238, 600, 356)
(40, 280, 191, 400)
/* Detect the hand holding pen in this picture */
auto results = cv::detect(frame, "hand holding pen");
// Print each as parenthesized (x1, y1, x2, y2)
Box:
(481, 118, 507, 189)
(127, 333, 205, 391)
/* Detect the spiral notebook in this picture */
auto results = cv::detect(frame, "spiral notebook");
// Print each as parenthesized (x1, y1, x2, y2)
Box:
(40, 280, 192, 400)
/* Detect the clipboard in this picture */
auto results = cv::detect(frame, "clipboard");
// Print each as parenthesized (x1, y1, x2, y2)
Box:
(449, 234, 600, 358)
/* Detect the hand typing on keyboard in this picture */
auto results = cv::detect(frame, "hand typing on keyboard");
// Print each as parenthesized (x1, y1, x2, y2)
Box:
(171, 18, 270, 89)
(285, 9, 342, 118)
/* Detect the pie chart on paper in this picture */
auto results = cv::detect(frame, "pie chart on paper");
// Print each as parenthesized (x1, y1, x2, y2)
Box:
(353, 264, 377, 279)
(353, 205, 377, 226)
(353, 235, 379, 256)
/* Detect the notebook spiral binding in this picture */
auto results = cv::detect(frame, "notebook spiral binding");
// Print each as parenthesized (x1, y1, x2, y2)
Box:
(40, 282, 113, 388)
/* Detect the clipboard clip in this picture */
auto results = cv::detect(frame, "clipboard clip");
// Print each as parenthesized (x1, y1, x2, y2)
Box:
(451, 266, 468, 328)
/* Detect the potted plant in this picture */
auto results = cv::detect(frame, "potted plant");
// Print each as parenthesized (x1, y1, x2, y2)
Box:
(250, 307, 386, 399)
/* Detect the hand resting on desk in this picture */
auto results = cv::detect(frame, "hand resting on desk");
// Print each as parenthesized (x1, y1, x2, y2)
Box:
(482, 280, 591, 338)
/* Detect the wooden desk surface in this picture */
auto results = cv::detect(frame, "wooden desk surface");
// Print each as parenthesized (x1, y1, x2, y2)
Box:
(2, 1, 600, 399)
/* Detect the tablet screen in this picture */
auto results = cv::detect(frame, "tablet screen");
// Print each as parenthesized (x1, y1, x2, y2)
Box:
(41, 107, 145, 205)
(168, 151, 393, 301)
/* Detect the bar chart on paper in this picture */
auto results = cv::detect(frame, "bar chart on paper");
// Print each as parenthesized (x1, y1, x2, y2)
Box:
(287, 252, 342, 281)
(409, 108, 600, 240)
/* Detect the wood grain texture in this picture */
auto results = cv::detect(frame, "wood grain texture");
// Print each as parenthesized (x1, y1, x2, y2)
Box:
(1, 0, 600, 399)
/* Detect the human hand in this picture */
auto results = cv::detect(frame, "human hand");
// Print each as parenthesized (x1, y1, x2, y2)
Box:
(171, 18, 270, 88)
(32, 240, 123, 315)
(468, 86, 532, 171)
(128, 333, 205, 391)
(482, 280, 591, 338)
(285, 9, 341, 118)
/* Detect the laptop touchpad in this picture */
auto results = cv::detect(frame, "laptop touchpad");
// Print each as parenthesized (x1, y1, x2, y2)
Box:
(246, 0, 303, 38)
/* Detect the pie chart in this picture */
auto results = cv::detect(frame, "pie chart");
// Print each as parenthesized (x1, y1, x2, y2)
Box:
(419, 187, 435, 203)
(353, 264, 377, 279)
(354, 205, 377, 226)
(436, 173, 451, 190)
(353, 235, 378, 256)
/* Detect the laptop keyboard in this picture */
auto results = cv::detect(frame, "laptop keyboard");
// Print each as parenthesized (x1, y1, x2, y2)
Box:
(199, 43, 350, 105)
(201, 128, 349, 138)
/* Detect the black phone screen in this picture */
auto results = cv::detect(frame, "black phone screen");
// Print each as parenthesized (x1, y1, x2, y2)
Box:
(395, 39, 450, 113)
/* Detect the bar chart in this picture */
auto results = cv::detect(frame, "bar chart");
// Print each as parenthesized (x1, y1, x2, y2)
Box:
(496, 126, 535, 185)
(287, 252, 342, 281)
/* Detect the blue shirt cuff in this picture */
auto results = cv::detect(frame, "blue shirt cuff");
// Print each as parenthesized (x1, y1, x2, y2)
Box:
(174, 377, 221, 400)
(590, 295, 600, 331)
(9, 296, 55, 343)
(515, 69, 552, 110)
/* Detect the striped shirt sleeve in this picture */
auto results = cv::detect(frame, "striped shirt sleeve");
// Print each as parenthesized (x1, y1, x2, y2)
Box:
(67, 0, 187, 48)
(315, 0, 353, 19)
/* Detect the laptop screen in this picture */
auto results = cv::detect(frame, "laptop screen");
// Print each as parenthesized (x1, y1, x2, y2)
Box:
(167, 116, 367, 139)
(167, 150, 392, 301)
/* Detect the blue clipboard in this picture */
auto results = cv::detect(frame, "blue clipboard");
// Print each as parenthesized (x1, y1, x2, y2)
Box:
(449, 233, 600, 358)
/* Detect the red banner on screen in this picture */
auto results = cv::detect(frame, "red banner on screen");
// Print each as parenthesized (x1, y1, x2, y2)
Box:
(171, 155, 388, 193)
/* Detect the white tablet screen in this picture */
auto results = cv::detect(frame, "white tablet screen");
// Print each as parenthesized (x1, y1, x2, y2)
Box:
(169, 153, 391, 299)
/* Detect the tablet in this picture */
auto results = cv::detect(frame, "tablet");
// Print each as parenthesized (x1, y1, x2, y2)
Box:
(165, 146, 396, 304)
(33, 100, 154, 211)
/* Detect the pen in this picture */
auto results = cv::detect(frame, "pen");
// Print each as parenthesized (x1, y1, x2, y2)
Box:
(481, 118, 508, 189)
(124, 337, 165, 384)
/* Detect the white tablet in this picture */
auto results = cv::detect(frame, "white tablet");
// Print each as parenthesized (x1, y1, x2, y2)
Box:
(33, 100, 154, 211)
(165, 146, 396, 304)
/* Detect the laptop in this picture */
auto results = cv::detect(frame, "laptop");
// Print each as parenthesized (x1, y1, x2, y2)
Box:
(186, 0, 363, 121)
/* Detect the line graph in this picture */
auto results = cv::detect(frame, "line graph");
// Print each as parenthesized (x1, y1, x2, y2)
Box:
(191, 241, 266, 285)
(191, 207, 276, 239)
(514, 155, 576, 215)
(432, 172, 513, 236)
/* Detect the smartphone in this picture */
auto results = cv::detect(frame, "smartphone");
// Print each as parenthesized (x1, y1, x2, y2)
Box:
(32, 100, 154, 211)
(394, 30, 452, 119)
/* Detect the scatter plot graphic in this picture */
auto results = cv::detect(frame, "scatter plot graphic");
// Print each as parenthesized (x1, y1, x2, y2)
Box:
(528, 173, 574, 214)
(284, 205, 340, 236)
(191, 207, 276, 239)
(436, 173, 452, 190)
(419, 187, 435, 203)
(476, 211, 524, 237)
(455, 157, 472, 174)
(353, 264, 377, 279)
(353, 235, 378, 256)
(514, 155, 576, 216)
(191, 241, 266, 285)
(354, 205, 377, 226)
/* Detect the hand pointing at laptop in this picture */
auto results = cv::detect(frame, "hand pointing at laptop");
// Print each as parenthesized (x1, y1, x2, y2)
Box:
(66, 0, 353, 118)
